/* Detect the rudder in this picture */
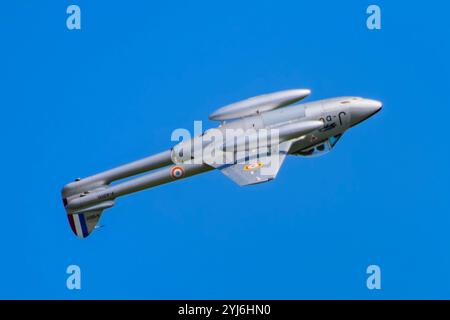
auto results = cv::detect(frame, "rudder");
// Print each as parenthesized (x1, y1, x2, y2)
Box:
(63, 199, 114, 239)
(67, 211, 102, 239)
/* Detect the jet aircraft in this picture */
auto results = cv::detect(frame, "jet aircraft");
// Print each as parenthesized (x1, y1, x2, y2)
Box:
(62, 89, 382, 238)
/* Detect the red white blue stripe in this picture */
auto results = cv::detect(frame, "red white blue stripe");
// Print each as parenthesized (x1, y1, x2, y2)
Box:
(67, 214, 89, 238)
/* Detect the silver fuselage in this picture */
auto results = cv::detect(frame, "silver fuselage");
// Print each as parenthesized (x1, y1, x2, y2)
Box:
(62, 96, 381, 219)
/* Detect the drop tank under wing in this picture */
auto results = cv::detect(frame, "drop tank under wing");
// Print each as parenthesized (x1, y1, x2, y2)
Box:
(209, 89, 311, 121)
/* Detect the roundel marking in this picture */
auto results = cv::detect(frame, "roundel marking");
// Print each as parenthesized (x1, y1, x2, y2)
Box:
(170, 166, 185, 179)
(243, 162, 263, 171)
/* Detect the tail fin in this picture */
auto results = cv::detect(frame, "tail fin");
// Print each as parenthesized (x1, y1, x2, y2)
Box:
(64, 200, 114, 239)
(67, 211, 102, 239)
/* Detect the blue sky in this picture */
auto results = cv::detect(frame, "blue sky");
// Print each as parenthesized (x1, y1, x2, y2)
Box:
(1, 1, 449, 299)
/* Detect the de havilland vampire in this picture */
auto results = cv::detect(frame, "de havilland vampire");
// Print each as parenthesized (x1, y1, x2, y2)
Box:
(62, 89, 382, 238)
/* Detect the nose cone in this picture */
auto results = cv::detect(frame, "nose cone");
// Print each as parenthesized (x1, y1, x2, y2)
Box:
(350, 99, 382, 127)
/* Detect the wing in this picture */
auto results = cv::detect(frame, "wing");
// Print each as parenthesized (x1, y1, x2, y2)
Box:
(215, 140, 293, 186)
